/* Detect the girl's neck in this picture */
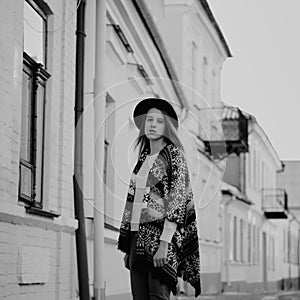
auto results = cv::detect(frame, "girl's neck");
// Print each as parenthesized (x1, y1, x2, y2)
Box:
(149, 139, 166, 155)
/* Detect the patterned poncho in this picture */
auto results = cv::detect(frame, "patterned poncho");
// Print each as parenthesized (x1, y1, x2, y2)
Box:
(118, 143, 201, 296)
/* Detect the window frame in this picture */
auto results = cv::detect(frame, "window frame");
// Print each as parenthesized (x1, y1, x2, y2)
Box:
(202, 56, 209, 101)
(252, 225, 256, 264)
(103, 94, 116, 227)
(257, 227, 260, 264)
(19, 0, 53, 216)
(248, 222, 252, 264)
(233, 216, 237, 261)
(24, 0, 49, 68)
(240, 218, 244, 263)
(19, 52, 50, 208)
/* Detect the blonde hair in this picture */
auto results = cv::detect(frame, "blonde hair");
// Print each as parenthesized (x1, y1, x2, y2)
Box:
(134, 108, 184, 156)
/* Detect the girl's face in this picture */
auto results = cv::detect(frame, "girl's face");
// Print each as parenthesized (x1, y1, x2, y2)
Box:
(144, 108, 165, 140)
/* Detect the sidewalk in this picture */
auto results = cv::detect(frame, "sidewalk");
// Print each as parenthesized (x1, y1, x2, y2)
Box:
(171, 290, 300, 300)
(266, 290, 300, 300)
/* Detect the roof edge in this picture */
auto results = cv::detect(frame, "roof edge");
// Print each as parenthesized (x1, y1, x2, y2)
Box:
(221, 182, 252, 205)
(200, 0, 232, 57)
(132, 0, 188, 108)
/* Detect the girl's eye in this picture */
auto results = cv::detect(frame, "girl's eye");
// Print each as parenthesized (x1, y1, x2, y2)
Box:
(146, 117, 164, 123)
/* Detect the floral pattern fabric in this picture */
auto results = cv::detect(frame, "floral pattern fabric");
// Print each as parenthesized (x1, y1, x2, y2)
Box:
(118, 143, 201, 297)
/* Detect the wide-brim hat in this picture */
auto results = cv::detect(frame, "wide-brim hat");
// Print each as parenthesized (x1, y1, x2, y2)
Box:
(133, 98, 179, 130)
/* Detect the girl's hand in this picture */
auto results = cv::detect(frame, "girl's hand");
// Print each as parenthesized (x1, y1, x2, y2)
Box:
(153, 240, 168, 267)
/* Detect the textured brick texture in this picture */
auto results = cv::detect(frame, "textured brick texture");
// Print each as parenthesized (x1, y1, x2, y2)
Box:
(0, 0, 78, 299)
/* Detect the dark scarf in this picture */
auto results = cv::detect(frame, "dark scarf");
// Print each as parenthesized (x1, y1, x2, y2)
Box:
(118, 143, 201, 296)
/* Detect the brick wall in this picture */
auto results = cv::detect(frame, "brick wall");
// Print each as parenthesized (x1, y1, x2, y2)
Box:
(0, 0, 79, 299)
(0, 222, 77, 299)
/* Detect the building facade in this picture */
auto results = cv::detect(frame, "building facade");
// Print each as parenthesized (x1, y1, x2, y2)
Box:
(83, 0, 231, 298)
(222, 114, 300, 296)
(0, 0, 78, 299)
(277, 161, 300, 220)
(277, 161, 300, 289)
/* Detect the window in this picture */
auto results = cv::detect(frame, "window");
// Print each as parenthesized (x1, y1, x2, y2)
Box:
(19, 1, 51, 210)
(248, 223, 251, 264)
(290, 232, 293, 264)
(24, 0, 48, 66)
(233, 216, 237, 261)
(256, 155, 260, 190)
(240, 219, 244, 262)
(110, 24, 134, 53)
(211, 70, 216, 106)
(104, 94, 116, 226)
(272, 237, 275, 270)
(252, 148, 256, 188)
(261, 161, 265, 190)
(229, 214, 233, 261)
(253, 225, 256, 264)
(202, 57, 208, 99)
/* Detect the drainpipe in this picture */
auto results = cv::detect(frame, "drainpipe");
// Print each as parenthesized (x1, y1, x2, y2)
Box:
(94, 0, 106, 299)
(74, 0, 91, 299)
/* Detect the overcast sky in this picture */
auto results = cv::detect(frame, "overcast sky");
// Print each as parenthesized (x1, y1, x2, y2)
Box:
(208, 0, 300, 160)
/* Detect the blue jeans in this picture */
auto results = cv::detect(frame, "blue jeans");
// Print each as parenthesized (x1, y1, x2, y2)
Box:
(129, 232, 170, 300)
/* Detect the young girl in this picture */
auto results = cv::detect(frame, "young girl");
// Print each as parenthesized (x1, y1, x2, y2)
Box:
(118, 98, 201, 299)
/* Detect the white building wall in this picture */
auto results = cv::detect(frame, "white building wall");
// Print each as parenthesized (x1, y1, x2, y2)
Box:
(277, 161, 300, 288)
(278, 161, 300, 219)
(243, 120, 287, 290)
(246, 125, 281, 208)
(83, 0, 186, 297)
(0, 0, 78, 299)
(221, 114, 295, 294)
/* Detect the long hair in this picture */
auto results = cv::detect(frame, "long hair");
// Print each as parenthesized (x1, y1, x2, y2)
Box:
(134, 109, 184, 156)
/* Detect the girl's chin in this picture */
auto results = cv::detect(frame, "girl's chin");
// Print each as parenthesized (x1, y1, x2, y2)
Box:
(146, 133, 163, 140)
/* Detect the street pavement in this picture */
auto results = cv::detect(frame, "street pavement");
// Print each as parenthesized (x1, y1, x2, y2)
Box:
(171, 290, 300, 300)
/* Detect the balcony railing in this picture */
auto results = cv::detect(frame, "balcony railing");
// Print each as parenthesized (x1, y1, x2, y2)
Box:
(262, 188, 288, 219)
(202, 105, 249, 159)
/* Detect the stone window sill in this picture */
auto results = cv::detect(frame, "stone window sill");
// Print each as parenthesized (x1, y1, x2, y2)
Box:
(25, 206, 60, 218)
